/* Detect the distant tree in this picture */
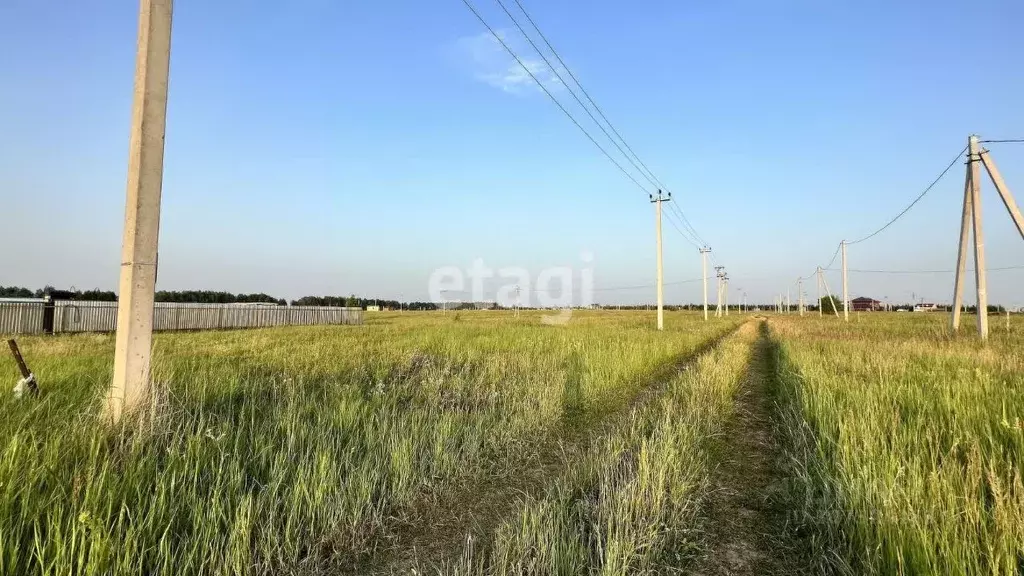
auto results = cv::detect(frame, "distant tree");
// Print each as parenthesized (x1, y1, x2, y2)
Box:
(154, 290, 285, 304)
(78, 289, 117, 301)
(0, 286, 34, 298)
(820, 295, 841, 315)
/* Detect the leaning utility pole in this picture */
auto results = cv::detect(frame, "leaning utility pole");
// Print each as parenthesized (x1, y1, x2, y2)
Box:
(841, 240, 850, 322)
(819, 269, 841, 318)
(108, 0, 174, 423)
(651, 190, 670, 331)
(700, 247, 711, 321)
(979, 143, 1024, 240)
(951, 135, 1024, 340)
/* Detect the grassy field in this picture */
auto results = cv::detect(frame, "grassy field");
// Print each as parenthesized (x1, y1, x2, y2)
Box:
(3, 309, 1023, 575)
(769, 312, 1024, 575)
(0, 311, 743, 575)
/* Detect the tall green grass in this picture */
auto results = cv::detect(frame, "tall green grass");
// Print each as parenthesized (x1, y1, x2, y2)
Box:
(448, 322, 758, 575)
(0, 311, 738, 575)
(770, 314, 1024, 575)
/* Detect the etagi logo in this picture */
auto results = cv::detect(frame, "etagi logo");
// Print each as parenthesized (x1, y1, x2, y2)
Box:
(427, 252, 594, 324)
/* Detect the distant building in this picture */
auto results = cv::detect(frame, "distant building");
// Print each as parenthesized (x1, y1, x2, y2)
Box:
(851, 297, 884, 312)
(366, 305, 381, 312)
(914, 303, 939, 312)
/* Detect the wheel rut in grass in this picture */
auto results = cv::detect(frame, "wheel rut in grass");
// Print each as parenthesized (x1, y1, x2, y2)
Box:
(693, 322, 807, 576)
(365, 322, 748, 575)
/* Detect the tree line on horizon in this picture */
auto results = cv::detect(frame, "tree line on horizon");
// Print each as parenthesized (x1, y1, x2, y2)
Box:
(0, 286, 441, 310)
(0, 286, 1009, 313)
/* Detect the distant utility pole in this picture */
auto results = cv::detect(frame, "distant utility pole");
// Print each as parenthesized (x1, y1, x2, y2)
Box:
(816, 267, 822, 317)
(786, 287, 790, 315)
(714, 266, 725, 317)
(514, 285, 521, 317)
(798, 278, 804, 316)
(108, 0, 174, 423)
(651, 190, 671, 331)
(841, 240, 850, 322)
(952, 135, 1024, 340)
(819, 268, 841, 318)
(723, 275, 730, 316)
(700, 247, 711, 321)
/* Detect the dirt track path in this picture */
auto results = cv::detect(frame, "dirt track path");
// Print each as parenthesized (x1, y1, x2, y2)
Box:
(366, 324, 746, 575)
(693, 324, 806, 575)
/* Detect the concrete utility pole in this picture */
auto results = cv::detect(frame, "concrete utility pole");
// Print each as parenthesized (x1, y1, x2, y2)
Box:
(108, 0, 174, 423)
(652, 191, 670, 331)
(724, 276, 730, 316)
(979, 147, 1024, 240)
(968, 137, 989, 339)
(820, 269, 841, 318)
(841, 240, 850, 323)
(700, 247, 711, 321)
(951, 157, 973, 331)
(714, 266, 725, 317)
(951, 136, 989, 339)
(798, 278, 804, 316)
(816, 267, 822, 317)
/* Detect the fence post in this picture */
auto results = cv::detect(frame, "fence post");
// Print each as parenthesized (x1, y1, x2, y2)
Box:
(42, 296, 55, 335)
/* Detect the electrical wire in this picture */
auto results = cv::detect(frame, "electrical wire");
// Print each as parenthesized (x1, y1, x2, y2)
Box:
(980, 139, 1024, 144)
(823, 242, 842, 271)
(826, 265, 1024, 274)
(509, 0, 665, 191)
(499, 0, 711, 248)
(493, 0, 660, 193)
(459, 0, 652, 196)
(663, 210, 702, 249)
(847, 145, 968, 245)
(666, 201, 709, 247)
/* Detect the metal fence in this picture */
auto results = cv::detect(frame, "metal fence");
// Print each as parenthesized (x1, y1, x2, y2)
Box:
(0, 300, 47, 335)
(0, 300, 362, 335)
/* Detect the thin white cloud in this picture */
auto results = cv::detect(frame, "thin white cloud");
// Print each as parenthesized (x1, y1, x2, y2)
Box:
(457, 30, 565, 95)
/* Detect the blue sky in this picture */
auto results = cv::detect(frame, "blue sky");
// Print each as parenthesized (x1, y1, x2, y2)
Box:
(1, 0, 1023, 306)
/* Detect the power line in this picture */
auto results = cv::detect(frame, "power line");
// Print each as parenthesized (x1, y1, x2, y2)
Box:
(501, 0, 710, 248)
(493, 0, 660, 192)
(826, 265, 1024, 274)
(847, 145, 967, 245)
(508, 0, 665, 191)
(823, 242, 842, 271)
(980, 139, 1024, 144)
(440, 277, 704, 295)
(459, 0, 652, 196)
(666, 201, 709, 247)
(592, 277, 703, 292)
(663, 209, 702, 248)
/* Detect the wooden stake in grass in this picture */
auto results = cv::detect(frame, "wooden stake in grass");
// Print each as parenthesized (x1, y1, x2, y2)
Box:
(7, 339, 38, 397)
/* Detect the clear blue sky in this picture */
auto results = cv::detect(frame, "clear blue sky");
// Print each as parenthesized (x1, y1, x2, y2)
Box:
(2, 0, 1023, 306)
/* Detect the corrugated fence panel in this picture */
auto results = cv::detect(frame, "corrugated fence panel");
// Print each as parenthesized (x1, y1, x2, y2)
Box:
(43, 303, 363, 333)
(54, 301, 118, 333)
(0, 301, 46, 334)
